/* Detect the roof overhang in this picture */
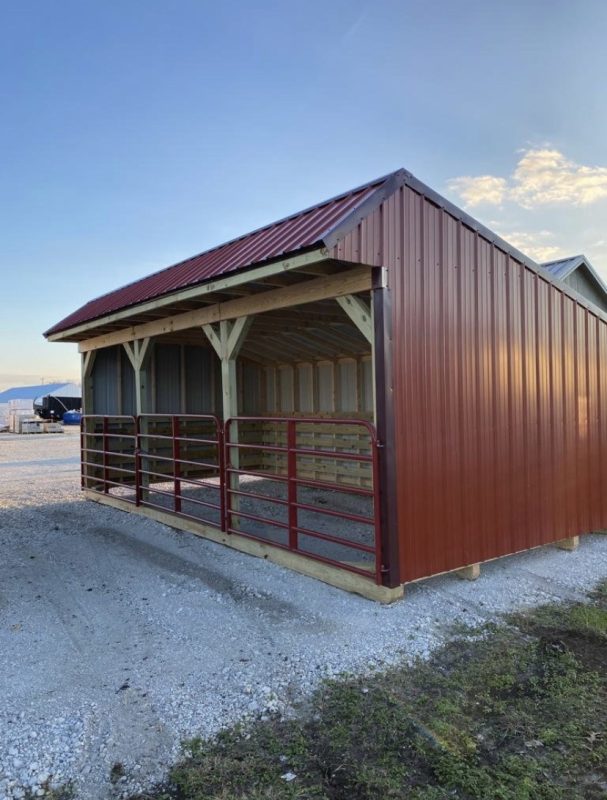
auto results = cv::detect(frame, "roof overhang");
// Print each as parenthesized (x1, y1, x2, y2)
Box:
(75, 260, 375, 354)
(47, 247, 332, 344)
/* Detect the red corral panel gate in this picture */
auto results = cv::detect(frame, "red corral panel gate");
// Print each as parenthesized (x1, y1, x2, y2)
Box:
(81, 415, 384, 584)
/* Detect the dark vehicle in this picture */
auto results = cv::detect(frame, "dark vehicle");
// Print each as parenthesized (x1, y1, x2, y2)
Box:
(34, 392, 81, 421)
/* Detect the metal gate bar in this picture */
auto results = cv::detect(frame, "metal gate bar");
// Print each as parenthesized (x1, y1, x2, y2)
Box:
(81, 414, 383, 585)
(224, 416, 382, 583)
(81, 415, 138, 498)
(136, 414, 224, 529)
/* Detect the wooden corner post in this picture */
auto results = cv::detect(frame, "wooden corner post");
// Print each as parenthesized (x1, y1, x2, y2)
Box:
(81, 350, 97, 414)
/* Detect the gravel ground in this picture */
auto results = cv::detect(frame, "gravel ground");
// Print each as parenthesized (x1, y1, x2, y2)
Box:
(135, 475, 375, 569)
(1, 431, 607, 800)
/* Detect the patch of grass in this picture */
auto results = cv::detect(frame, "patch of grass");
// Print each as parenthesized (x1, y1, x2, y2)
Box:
(24, 785, 74, 800)
(110, 761, 126, 783)
(131, 581, 607, 800)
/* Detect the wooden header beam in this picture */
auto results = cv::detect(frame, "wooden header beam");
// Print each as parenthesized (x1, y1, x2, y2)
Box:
(78, 265, 373, 353)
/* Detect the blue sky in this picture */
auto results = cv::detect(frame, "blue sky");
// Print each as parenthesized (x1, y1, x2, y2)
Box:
(1, 0, 606, 387)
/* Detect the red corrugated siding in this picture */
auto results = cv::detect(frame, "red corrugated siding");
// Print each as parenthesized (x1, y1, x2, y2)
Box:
(331, 183, 607, 582)
(46, 179, 386, 336)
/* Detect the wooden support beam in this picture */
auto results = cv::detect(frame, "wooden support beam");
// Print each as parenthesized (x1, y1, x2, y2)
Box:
(79, 266, 373, 353)
(123, 340, 137, 370)
(122, 337, 153, 413)
(555, 536, 579, 551)
(203, 317, 251, 361)
(202, 318, 251, 516)
(226, 315, 253, 359)
(336, 294, 374, 344)
(202, 319, 250, 419)
(202, 324, 222, 358)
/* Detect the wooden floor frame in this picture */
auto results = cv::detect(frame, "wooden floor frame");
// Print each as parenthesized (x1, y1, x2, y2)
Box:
(84, 490, 404, 604)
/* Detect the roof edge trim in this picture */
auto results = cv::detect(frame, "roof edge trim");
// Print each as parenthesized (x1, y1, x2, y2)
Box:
(321, 170, 407, 250)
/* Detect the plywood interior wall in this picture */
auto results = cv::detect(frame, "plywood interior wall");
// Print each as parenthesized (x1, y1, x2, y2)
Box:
(260, 358, 373, 418)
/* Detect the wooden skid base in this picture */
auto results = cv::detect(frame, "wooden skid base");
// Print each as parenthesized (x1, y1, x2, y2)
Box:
(415, 531, 593, 586)
(456, 563, 481, 581)
(83, 491, 404, 604)
(555, 536, 580, 551)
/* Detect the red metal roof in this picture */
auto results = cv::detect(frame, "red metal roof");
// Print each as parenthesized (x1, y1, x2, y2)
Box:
(46, 172, 397, 336)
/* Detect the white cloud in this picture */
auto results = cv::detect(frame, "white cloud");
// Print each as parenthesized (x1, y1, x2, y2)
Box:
(495, 230, 565, 263)
(446, 175, 507, 207)
(447, 148, 607, 210)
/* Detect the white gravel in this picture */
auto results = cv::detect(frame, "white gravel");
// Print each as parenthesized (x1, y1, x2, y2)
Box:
(1, 430, 607, 799)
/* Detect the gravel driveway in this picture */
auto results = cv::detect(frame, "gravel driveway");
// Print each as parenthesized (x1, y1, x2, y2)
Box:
(1, 431, 607, 799)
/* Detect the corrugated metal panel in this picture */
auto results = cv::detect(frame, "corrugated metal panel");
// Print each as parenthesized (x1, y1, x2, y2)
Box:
(317, 362, 334, 412)
(278, 366, 294, 412)
(331, 182, 607, 583)
(297, 364, 314, 412)
(264, 367, 276, 412)
(566, 269, 607, 313)
(155, 344, 181, 413)
(92, 346, 120, 415)
(120, 348, 136, 415)
(337, 359, 357, 412)
(46, 175, 390, 336)
(241, 361, 262, 414)
(543, 255, 607, 312)
(184, 346, 215, 413)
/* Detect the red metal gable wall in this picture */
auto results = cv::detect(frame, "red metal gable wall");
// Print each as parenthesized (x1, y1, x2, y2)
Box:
(331, 184, 607, 583)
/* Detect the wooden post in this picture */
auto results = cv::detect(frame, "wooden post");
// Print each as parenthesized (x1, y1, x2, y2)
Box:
(202, 318, 251, 419)
(123, 338, 153, 497)
(203, 317, 252, 521)
(80, 350, 97, 490)
(81, 350, 96, 414)
(123, 337, 152, 414)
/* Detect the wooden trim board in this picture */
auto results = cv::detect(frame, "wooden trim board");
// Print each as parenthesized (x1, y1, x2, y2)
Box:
(83, 490, 403, 603)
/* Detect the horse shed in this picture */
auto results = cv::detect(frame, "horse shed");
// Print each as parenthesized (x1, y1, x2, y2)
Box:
(45, 168, 607, 601)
